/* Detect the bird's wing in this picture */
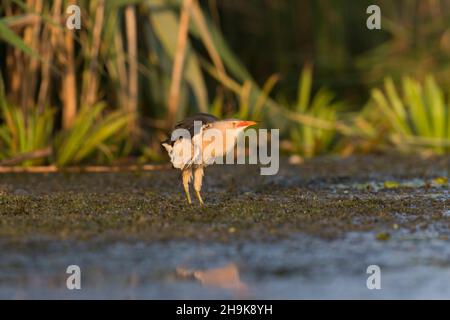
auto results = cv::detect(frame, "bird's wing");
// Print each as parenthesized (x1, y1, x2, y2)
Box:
(162, 114, 218, 169)
(162, 113, 218, 169)
(166, 127, 205, 170)
(166, 138, 194, 169)
(162, 113, 217, 147)
(174, 113, 218, 139)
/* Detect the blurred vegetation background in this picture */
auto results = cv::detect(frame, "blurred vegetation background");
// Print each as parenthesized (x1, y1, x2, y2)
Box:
(0, 0, 449, 167)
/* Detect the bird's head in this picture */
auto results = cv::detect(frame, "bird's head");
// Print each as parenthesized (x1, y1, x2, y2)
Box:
(208, 119, 258, 133)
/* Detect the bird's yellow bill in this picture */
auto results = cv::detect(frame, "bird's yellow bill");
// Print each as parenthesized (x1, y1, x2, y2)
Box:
(236, 120, 257, 128)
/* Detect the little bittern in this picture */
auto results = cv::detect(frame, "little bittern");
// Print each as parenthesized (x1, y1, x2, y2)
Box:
(162, 113, 257, 206)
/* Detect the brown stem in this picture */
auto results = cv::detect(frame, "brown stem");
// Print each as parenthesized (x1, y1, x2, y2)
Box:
(61, 18, 77, 129)
(167, 0, 193, 128)
(83, 0, 105, 107)
(21, 0, 43, 111)
(0, 147, 52, 166)
(38, 0, 62, 111)
(0, 164, 171, 173)
(125, 4, 138, 137)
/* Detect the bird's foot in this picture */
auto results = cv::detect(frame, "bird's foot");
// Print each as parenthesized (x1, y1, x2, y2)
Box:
(185, 191, 192, 205)
(195, 190, 205, 207)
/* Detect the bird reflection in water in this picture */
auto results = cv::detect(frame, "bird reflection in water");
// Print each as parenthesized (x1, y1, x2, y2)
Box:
(176, 263, 248, 298)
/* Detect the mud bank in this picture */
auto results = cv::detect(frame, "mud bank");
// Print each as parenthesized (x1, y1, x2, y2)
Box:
(0, 155, 447, 242)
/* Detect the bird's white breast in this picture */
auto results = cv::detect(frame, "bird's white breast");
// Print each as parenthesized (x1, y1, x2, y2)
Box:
(164, 126, 244, 169)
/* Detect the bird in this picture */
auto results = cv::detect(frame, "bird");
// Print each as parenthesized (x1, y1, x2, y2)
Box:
(162, 113, 257, 206)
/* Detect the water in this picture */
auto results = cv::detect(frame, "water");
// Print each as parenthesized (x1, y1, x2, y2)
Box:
(1, 228, 450, 299)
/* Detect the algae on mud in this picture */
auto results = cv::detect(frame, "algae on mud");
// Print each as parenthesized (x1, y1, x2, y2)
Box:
(0, 155, 448, 242)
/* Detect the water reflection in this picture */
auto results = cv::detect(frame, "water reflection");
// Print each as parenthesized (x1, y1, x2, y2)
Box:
(176, 263, 248, 298)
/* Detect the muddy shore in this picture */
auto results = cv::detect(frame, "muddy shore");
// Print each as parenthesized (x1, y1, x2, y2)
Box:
(0, 155, 448, 242)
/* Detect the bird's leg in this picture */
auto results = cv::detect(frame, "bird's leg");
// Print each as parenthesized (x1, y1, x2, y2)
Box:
(193, 166, 205, 206)
(182, 168, 193, 205)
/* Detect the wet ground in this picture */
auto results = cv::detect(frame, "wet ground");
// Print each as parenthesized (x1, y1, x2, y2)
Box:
(0, 155, 448, 299)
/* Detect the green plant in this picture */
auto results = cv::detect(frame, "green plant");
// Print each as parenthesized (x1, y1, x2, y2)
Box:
(370, 76, 450, 154)
(54, 103, 130, 166)
(286, 65, 341, 157)
(0, 75, 53, 166)
(357, 1, 450, 89)
(0, 105, 54, 166)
